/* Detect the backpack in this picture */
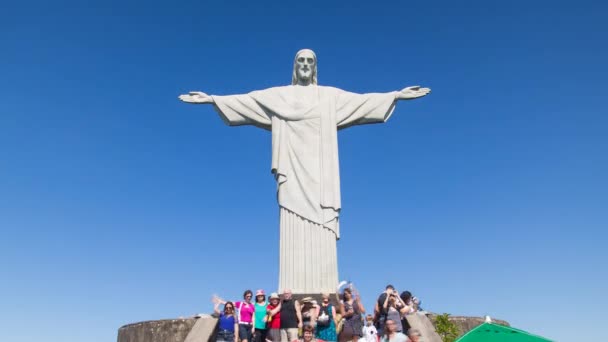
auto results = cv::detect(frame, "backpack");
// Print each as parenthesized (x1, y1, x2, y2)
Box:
(317, 304, 332, 327)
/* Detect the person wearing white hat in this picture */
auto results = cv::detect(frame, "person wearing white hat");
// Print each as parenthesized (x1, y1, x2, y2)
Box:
(300, 297, 318, 328)
(266, 293, 282, 342)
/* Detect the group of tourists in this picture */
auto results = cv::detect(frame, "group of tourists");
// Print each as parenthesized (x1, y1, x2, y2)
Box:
(370, 285, 423, 342)
(211, 285, 423, 342)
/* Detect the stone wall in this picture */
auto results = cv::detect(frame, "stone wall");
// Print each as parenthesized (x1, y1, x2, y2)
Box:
(118, 316, 217, 342)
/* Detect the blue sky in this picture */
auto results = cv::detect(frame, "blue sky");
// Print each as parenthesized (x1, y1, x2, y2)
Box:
(1, 0, 606, 341)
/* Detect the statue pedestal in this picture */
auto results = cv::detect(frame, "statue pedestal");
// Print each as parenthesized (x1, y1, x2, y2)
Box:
(290, 293, 340, 306)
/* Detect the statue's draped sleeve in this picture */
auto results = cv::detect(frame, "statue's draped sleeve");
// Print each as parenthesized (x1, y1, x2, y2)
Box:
(211, 92, 272, 131)
(334, 90, 399, 130)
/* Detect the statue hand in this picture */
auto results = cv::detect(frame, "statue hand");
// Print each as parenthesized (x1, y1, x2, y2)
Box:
(179, 91, 214, 104)
(397, 86, 431, 100)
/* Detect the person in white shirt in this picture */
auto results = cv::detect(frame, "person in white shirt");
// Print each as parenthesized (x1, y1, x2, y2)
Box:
(361, 314, 378, 342)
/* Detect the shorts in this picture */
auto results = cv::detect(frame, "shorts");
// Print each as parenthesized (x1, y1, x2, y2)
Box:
(375, 316, 386, 337)
(267, 328, 281, 342)
(239, 324, 254, 341)
(253, 328, 268, 342)
(280, 327, 299, 342)
(216, 329, 235, 342)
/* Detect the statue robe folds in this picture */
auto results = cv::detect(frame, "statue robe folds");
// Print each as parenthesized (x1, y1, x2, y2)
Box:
(212, 85, 397, 293)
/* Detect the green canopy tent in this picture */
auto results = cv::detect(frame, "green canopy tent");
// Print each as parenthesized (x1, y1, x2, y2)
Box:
(455, 321, 553, 342)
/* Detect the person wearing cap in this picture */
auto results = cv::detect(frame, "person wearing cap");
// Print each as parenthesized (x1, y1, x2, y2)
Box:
(235, 290, 256, 342)
(267, 293, 283, 342)
(253, 290, 269, 342)
(380, 319, 407, 342)
(405, 328, 421, 342)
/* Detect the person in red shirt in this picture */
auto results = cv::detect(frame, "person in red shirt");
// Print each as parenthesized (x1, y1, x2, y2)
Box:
(266, 293, 282, 342)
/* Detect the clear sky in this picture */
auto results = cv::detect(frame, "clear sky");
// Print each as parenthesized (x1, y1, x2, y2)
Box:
(1, 0, 606, 341)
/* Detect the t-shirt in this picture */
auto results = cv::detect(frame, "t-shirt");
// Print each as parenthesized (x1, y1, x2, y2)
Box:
(380, 332, 408, 342)
(280, 299, 298, 328)
(218, 313, 236, 332)
(362, 324, 378, 342)
(235, 301, 255, 324)
(387, 307, 402, 332)
(376, 293, 390, 319)
(254, 302, 268, 329)
(267, 303, 281, 329)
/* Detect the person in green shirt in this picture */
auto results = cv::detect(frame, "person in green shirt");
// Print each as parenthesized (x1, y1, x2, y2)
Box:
(253, 289, 268, 342)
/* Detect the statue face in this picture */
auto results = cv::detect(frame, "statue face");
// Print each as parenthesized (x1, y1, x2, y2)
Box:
(295, 50, 315, 83)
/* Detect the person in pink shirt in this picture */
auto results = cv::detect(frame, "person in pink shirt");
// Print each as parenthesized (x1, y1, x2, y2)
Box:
(235, 289, 255, 342)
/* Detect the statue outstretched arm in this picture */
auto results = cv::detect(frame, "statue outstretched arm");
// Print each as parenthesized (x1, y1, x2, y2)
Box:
(179, 90, 272, 130)
(335, 85, 430, 129)
(179, 91, 214, 104)
(395, 85, 431, 100)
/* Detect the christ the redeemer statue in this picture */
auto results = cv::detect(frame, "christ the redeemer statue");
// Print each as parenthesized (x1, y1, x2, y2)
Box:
(179, 49, 430, 294)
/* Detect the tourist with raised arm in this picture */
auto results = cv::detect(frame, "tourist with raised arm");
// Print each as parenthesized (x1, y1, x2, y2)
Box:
(213, 301, 238, 342)
(338, 287, 365, 342)
(382, 288, 410, 333)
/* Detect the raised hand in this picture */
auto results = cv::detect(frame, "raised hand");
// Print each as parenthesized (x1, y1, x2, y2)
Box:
(397, 86, 431, 100)
(211, 294, 225, 305)
(179, 91, 214, 104)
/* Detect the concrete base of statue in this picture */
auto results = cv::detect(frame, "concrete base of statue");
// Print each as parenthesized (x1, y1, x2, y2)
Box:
(290, 293, 340, 306)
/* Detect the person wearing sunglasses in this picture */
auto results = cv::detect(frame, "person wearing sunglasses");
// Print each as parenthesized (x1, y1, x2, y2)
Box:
(315, 293, 337, 342)
(214, 301, 238, 342)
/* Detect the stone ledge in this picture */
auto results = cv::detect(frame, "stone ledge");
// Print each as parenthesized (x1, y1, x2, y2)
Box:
(118, 316, 216, 342)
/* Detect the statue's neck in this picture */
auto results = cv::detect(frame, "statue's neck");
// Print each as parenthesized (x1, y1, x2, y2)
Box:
(296, 79, 313, 86)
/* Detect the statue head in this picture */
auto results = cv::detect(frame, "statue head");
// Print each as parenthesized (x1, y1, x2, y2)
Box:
(291, 49, 317, 86)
